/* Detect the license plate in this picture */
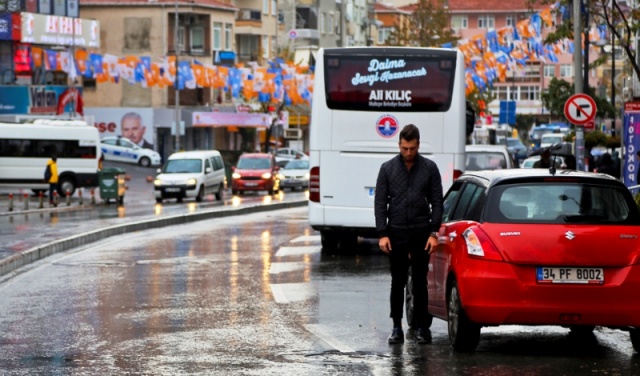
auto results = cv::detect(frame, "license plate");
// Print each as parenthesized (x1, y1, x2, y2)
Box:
(245, 182, 258, 187)
(536, 267, 604, 284)
(165, 187, 180, 192)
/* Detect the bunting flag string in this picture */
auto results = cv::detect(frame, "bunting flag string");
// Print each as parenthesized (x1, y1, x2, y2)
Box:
(24, 3, 609, 102)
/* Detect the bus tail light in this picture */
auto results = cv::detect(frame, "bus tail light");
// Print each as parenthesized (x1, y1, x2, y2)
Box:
(309, 166, 320, 202)
(453, 169, 463, 181)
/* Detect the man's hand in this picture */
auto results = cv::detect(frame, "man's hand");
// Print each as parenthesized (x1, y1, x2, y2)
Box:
(379, 237, 392, 254)
(425, 235, 438, 254)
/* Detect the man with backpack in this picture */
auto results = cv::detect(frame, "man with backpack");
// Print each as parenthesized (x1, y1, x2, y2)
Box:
(45, 155, 58, 205)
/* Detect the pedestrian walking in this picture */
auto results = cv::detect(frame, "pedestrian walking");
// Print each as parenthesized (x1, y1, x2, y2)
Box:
(45, 155, 58, 204)
(374, 124, 444, 345)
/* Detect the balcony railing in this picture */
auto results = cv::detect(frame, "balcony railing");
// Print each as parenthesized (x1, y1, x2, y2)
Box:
(237, 9, 261, 22)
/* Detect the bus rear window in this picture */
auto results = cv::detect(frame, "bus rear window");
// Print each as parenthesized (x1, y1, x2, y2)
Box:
(324, 52, 456, 112)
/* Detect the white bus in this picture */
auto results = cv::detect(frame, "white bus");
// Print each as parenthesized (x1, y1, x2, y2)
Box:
(308, 47, 471, 251)
(0, 119, 102, 196)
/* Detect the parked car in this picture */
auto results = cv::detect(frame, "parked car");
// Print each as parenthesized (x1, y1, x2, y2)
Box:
(273, 147, 308, 164)
(101, 136, 161, 167)
(278, 159, 309, 191)
(505, 137, 528, 166)
(465, 144, 515, 171)
(231, 153, 281, 195)
(153, 150, 226, 203)
(406, 168, 640, 352)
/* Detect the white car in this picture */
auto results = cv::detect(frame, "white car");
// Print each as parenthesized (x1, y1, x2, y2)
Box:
(540, 133, 565, 149)
(465, 144, 515, 171)
(101, 136, 161, 167)
(273, 147, 309, 164)
(278, 159, 310, 190)
(521, 155, 565, 169)
(154, 150, 226, 203)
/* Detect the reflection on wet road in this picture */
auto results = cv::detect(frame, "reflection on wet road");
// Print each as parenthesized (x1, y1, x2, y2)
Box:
(1, 208, 639, 375)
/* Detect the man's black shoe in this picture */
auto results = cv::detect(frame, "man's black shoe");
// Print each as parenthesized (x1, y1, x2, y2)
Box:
(415, 328, 431, 344)
(388, 327, 404, 344)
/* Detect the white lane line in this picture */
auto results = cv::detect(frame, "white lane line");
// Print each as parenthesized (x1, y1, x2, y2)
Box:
(270, 282, 315, 303)
(290, 235, 321, 243)
(269, 262, 306, 274)
(275, 245, 321, 257)
(305, 324, 355, 353)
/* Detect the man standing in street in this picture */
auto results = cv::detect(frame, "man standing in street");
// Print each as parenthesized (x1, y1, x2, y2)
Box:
(46, 155, 58, 206)
(374, 124, 444, 345)
(121, 112, 154, 150)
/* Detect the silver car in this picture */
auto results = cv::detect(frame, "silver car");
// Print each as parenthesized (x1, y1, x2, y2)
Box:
(278, 159, 309, 190)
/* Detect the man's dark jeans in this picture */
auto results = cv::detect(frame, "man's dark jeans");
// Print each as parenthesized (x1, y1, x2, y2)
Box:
(388, 227, 430, 328)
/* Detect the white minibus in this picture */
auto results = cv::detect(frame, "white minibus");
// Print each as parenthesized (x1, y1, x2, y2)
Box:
(308, 47, 471, 251)
(0, 119, 101, 196)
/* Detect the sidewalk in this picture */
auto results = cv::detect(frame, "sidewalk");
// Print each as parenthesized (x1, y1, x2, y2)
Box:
(0, 191, 308, 279)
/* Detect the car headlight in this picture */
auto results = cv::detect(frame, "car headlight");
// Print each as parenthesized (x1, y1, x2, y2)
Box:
(154, 179, 163, 186)
(304, 172, 310, 179)
(232, 172, 241, 179)
(261, 172, 272, 179)
(187, 178, 197, 185)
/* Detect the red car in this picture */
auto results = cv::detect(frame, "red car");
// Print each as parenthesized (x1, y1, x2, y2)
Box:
(406, 168, 640, 352)
(231, 153, 281, 195)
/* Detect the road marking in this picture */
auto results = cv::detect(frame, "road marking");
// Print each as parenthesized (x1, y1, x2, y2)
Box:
(289, 235, 321, 243)
(305, 324, 355, 353)
(269, 261, 306, 274)
(270, 282, 315, 303)
(275, 245, 321, 257)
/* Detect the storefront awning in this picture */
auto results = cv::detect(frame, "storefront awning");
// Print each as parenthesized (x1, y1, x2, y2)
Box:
(293, 48, 317, 67)
(192, 112, 271, 128)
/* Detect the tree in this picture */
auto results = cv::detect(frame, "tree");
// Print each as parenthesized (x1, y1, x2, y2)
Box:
(384, 0, 458, 47)
(541, 77, 615, 118)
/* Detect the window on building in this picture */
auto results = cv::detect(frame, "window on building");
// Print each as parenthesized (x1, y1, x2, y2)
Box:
(510, 86, 519, 101)
(271, 0, 276, 15)
(329, 13, 334, 34)
(190, 26, 204, 53)
(263, 0, 269, 14)
(262, 35, 269, 58)
(213, 22, 222, 51)
(271, 36, 276, 57)
(451, 15, 467, 30)
(478, 15, 494, 29)
(496, 86, 508, 101)
(225, 24, 232, 50)
(560, 64, 572, 77)
(335, 11, 341, 33)
(320, 13, 326, 33)
(378, 27, 393, 44)
(543, 64, 555, 77)
(521, 85, 540, 100)
(506, 15, 516, 27)
(178, 27, 185, 53)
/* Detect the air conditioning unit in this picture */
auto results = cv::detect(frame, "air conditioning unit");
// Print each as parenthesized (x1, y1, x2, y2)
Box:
(284, 128, 302, 139)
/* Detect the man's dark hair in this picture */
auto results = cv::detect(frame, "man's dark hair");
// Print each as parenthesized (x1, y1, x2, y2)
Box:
(399, 124, 420, 142)
(51, 155, 57, 162)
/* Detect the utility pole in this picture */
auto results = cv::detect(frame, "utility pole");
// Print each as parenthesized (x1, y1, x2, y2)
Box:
(174, 0, 181, 152)
(574, 0, 585, 171)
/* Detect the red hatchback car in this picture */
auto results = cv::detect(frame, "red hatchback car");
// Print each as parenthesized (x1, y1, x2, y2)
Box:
(231, 153, 281, 195)
(406, 168, 640, 352)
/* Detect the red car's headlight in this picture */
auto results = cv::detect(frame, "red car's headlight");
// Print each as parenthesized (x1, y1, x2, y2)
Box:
(463, 227, 504, 261)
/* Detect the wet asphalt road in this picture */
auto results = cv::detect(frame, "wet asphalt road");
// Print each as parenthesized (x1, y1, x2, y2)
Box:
(1, 208, 640, 375)
(1, 162, 640, 374)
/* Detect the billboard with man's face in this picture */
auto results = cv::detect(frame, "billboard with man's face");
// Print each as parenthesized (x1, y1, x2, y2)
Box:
(85, 108, 155, 150)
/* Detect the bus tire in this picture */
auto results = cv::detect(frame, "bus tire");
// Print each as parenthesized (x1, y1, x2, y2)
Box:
(57, 177, 76, 197)
(320, 231, 340, 251)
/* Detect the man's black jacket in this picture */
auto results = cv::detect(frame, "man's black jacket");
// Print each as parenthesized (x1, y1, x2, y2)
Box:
(374, 154, 444, 238)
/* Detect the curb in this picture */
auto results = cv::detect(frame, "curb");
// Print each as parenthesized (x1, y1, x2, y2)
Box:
(0, 199, 308, 279)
